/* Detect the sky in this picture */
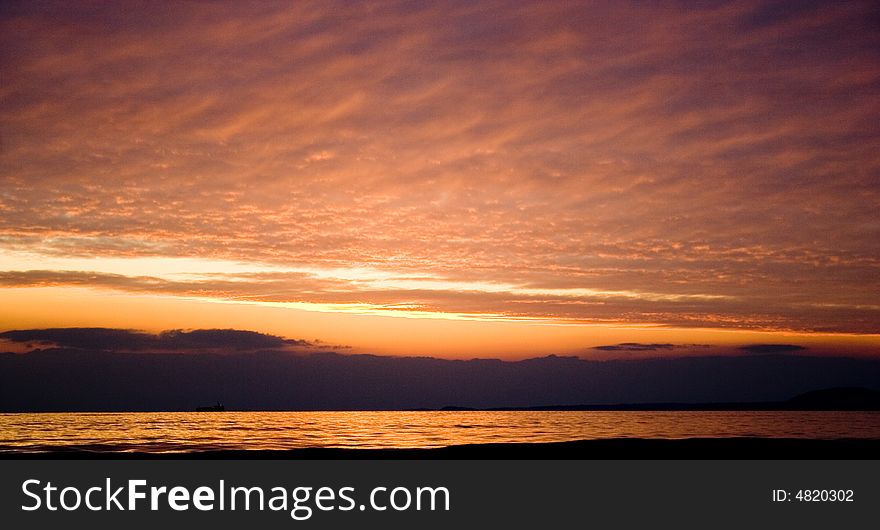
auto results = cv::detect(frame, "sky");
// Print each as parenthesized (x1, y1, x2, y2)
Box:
(1, 1, 879, 358)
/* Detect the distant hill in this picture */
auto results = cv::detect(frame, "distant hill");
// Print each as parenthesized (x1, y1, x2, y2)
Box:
(784, 387, 880, 410)
(439, 387, 880, 411)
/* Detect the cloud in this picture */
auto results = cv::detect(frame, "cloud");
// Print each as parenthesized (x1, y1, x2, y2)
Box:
(1, 267, 879, 334)
(592, 342, 811, 355)
(594, 343, 677, 352)
(739, 344, 807, 354)
(0, 328, 310, 353)
(5, 269, 695, 327)
(0, 1, 879, 334)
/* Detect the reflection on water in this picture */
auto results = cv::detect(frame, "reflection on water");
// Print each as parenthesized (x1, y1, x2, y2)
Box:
(1, 411, 879, 453)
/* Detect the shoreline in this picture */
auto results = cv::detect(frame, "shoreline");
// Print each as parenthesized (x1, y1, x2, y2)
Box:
(3, 438, 879, 460)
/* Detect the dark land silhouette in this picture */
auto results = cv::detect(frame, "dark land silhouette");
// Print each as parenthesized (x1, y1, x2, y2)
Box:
(4, 438, 879, 460)
(434, 387, 880, 411)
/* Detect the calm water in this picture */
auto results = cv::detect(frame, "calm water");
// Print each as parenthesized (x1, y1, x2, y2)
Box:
(1, 411, 879, 453)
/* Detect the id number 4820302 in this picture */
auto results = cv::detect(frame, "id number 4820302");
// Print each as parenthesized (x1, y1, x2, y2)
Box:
(771, 489, 854, 502)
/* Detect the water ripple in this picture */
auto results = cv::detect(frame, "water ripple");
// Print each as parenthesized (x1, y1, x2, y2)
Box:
(0, 411, 878, 453)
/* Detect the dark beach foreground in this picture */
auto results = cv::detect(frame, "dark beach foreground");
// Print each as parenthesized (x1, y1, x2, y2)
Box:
(4, 438, 879, 460)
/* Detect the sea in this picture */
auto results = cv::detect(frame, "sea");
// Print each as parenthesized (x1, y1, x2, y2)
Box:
(1, 411, 879, 453)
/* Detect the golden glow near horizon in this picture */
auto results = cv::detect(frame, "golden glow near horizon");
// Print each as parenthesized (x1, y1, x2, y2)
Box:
(1, 1, 879, 358)
(1, 286, 878, 359)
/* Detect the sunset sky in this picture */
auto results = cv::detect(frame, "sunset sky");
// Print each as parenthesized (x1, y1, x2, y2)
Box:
(1, 1, 878, 358)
